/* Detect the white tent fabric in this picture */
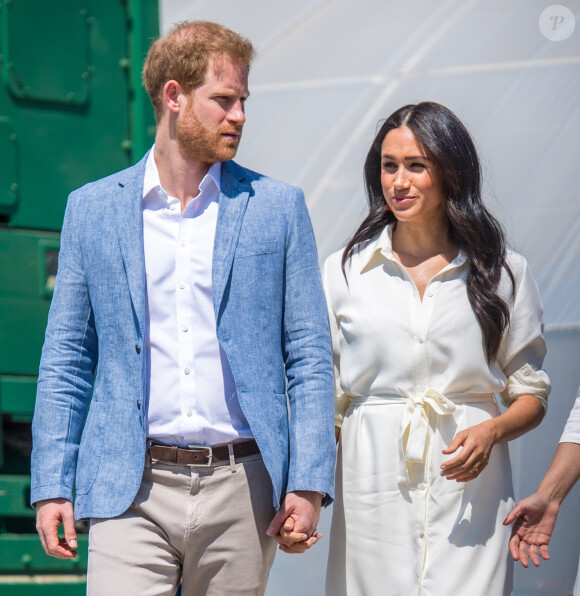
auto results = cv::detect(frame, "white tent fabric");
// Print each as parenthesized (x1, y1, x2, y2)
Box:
(161, 2, 580, 594)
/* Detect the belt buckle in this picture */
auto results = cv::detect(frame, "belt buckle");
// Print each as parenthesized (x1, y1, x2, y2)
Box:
(187, 444, 213, 467)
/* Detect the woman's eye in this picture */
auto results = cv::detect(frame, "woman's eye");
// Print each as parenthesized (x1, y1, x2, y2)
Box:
(410, 162, 426, 170)
(382, 162, 397, 172)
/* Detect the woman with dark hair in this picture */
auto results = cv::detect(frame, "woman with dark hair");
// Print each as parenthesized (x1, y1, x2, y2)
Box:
(324, 102, 550, 595)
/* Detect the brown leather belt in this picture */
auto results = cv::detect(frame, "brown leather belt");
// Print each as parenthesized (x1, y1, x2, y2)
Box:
(148, 439, 259, 467)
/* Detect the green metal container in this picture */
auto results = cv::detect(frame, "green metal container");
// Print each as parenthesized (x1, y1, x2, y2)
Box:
(0, 0, 159, 592)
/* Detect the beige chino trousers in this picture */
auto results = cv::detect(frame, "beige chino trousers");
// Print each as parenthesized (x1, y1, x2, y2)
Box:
(87, 454, 277, 596)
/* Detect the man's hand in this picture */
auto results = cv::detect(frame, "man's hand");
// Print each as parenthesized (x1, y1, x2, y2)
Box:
(36, 498, 78, 559)
(503, 493, 559, 568)
(266, 490, 323, 554)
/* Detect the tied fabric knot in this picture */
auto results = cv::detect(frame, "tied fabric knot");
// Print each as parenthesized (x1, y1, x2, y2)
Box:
(398, 389, 456, 486)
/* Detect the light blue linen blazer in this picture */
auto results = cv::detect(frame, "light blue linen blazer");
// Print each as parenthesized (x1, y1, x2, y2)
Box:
(30, 155, 335, 520)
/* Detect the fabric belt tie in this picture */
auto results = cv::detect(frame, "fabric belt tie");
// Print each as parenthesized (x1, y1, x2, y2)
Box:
(148, 439, 259, 467)
(348, 391, 494, 486)
(402, 389, 456, 466)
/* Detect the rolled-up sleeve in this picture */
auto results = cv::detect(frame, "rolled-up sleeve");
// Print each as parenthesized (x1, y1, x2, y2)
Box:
(560, 388, 580, 444)
(498, 255, 551, 409)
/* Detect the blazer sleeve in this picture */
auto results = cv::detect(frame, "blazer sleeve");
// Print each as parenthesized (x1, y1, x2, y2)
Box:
(30, 190, 98, 506)
(282, 188, 335, 505)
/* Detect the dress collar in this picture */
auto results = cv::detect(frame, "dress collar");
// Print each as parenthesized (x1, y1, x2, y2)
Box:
(359, 223, 467, 273)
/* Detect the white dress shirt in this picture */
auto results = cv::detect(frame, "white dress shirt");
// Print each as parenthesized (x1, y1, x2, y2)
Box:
(142, 149, 252, 447)
(324, 223, 551, 595)
(561, 387, 580, 444)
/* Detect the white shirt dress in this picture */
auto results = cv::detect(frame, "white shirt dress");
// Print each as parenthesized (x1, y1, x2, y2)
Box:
(324, 224, 550, 596)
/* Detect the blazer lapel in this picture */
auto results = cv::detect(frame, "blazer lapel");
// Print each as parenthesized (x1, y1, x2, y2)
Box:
(113, 155, 148, 338)
(213, 161, 250, 318)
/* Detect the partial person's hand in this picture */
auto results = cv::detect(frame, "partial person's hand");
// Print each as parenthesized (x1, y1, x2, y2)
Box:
(440, 419, 496, 482)
(503, 493, 558, 568)
(267, 490, 323, 554)
(36, 498, 78, 559)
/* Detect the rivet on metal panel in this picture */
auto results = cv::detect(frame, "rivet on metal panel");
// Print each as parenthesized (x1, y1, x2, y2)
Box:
(121, 140, 133, 151)
(119, 57, 131, 70)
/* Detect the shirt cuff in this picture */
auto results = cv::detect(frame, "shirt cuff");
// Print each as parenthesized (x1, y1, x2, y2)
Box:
(500, 362, 551, 410)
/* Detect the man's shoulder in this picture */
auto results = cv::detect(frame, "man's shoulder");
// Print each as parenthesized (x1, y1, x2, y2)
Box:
(223, 160, 302, 199)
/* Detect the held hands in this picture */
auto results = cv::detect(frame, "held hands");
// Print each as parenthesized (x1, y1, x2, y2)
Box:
(266, 490, 323, 554)
(503, 493, 559, 568)
(440, 419, 497, 482)
(35, 498, 78, 559)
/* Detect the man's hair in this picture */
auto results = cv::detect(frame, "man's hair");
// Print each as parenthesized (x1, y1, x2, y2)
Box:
(142, 20, 255, 120)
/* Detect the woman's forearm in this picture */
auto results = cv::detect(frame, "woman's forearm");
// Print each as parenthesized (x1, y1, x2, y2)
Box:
(490, 394, 545, 444)
(535, 442, 580, 504)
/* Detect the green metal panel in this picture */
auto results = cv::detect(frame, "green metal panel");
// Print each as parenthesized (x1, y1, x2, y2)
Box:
(0, 533, 88, 573)
(0, 475, 33, 517)
(0, 229, 58, 376)
(0, 116, 18, 213)
(0, 376, 37, 419)
(0, 1, 159, 589)
(2, 0, 91, 106)
(0, 578, 86, 596)
(0, 0, 158, 232)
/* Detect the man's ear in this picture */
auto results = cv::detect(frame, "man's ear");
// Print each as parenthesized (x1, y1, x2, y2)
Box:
(162, 80, 182, 114)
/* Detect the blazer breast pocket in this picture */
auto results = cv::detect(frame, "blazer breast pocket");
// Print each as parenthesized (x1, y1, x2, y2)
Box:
(235, 240, 279, 258)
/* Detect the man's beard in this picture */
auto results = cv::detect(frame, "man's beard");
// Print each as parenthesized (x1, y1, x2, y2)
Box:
(176, 104, 242, 165)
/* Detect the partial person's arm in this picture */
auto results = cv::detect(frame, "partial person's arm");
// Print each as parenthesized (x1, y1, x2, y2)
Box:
(31, 191, 98, 557)
(504, 390, 580, 567)
(503, 441, 580, 567)
(267, 188, 335, 553)
(442, 255, 550, 481)
(441, 394, 545, 481)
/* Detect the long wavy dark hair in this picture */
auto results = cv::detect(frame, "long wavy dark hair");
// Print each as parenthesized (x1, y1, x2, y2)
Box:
(342, 102, 514, 363)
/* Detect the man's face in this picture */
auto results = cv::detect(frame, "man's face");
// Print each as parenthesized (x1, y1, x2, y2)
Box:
(176, 55, 249, 164)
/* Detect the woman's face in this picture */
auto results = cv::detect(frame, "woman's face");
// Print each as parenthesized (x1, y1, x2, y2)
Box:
(380, 126, 446, 226)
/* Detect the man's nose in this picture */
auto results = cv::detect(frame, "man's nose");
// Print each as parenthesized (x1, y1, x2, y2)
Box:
(228, 100, 246, 125)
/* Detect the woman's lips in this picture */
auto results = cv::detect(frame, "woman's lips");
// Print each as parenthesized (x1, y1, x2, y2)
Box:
(392, 195, 415, 205)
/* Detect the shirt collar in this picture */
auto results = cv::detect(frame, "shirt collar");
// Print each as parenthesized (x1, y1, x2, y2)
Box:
(359, 223, 467, 273)
(143, 146, 222, 203)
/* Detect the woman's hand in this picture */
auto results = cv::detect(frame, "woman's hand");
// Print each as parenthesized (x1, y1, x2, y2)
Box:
(440, 419, 497, 482)
(503, 493, 558, 567)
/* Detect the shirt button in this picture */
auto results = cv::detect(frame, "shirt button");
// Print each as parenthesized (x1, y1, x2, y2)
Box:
(170, 203, 177, 211)
(427, 291, 433, 297)
(186, 408, 193, 417)
(181, 325, 188, 332)
(419, 532, 425, 539)
(417, 337, 425, 343)
(418, 483, 427, 491)
(180, 241, 186, 247)
(179, 283, 186, 290)
(184, 367, 190, 375)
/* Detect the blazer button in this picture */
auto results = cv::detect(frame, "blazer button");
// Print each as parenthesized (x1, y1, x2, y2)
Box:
(135, 344, 141, 354)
